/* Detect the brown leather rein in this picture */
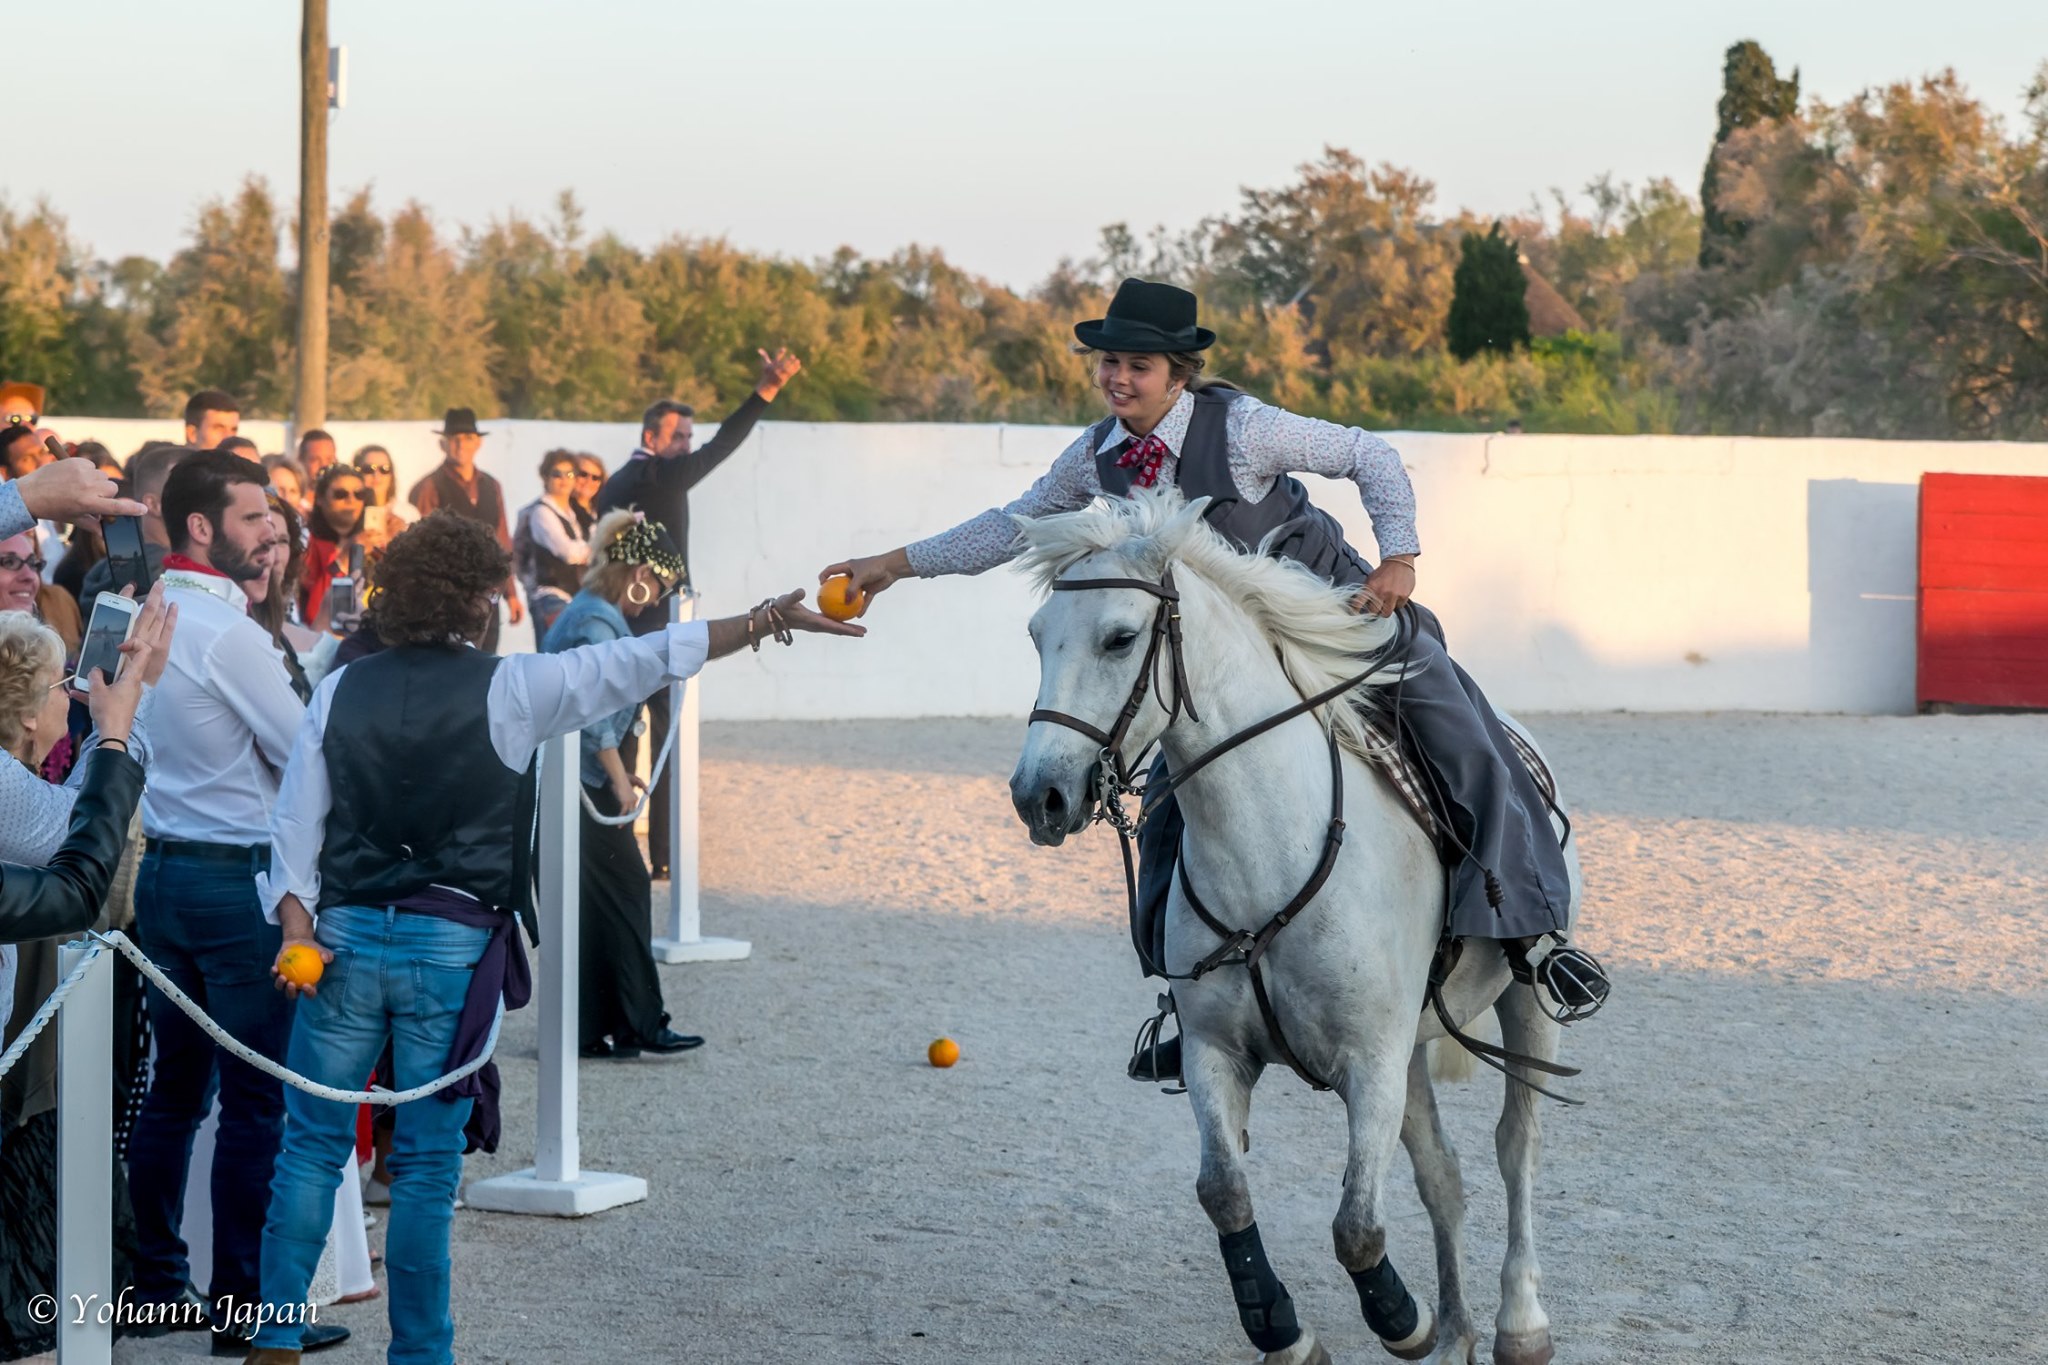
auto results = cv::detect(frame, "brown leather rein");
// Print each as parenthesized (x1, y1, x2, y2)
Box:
(1027, 564, 1583, 1101)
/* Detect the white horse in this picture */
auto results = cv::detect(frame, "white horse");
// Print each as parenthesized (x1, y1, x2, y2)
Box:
(1008, 490, 1581, 1365)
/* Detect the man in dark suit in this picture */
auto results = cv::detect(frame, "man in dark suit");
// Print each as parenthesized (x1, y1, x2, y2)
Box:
(597, 346, 801, 877)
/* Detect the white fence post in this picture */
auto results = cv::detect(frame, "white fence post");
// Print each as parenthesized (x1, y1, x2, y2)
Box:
(652, 591, 749, 964)
(55, 940, 112, 1365)
(466, 731, 646, 1217)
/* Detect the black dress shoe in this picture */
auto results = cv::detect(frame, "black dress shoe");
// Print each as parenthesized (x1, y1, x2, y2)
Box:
(212, 1319, 351, 1356)
(628, 1027, 704, 1055)
(1127, 1032, 1181, 1083)
(126, 1283, 211, 1338)
(579, 1039, 626, 1059)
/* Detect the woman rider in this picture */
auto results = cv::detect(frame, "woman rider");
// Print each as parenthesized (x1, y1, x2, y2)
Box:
(823, 279, 1609, 1082)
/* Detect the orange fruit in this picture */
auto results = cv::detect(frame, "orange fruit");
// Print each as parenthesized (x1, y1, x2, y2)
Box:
(276, 944, 324, 988)
(927, 1037, 960, 1068)
(817, 575, 866, 621)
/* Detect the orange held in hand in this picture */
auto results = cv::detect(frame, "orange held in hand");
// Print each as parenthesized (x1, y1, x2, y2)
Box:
(816, 575, 866, 622)
(927, 1037, 960, 1068)
(276, 944, 324, 989)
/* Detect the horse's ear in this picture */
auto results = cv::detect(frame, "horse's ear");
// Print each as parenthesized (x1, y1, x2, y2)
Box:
(1168, 494, 1213, 545)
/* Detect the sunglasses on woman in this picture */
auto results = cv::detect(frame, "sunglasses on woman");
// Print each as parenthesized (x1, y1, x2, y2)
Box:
(360, 464, 393, 476)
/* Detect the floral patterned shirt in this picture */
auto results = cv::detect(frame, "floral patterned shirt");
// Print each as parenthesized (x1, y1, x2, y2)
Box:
(904, 389, 1420, 577)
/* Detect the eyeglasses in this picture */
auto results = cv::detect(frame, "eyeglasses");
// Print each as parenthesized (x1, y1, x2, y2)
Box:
(0, 554, 47, 573)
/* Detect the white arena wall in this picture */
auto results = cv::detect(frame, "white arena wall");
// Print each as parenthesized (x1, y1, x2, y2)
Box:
(45, 414, 2048, 718)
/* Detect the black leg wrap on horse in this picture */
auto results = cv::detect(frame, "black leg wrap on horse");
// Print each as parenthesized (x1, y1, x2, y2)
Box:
(1349, 1255, 1421, 1345)
(1218, 1223, 1302, 1353)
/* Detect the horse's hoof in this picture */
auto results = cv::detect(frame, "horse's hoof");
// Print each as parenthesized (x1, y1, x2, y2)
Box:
(1260, 1326, 1333, 1365)
(1491, 1328, 1554, 1365)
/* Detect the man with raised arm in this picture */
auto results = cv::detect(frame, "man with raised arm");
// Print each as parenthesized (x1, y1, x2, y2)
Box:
(595, 345, 801, 876)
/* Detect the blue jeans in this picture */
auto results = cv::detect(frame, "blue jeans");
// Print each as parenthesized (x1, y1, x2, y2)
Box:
(254, 905, 489, 1364)
(127, 847, 287, 1307)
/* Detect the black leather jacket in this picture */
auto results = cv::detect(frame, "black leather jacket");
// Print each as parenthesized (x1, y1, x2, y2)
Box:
(0, 749, 145, 946)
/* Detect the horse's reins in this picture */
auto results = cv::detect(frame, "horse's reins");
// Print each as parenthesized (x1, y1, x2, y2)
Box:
(1031, 565, 1580, 1101)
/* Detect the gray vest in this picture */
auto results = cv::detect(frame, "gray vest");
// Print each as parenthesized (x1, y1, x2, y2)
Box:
(1091, 386, 1373, 588)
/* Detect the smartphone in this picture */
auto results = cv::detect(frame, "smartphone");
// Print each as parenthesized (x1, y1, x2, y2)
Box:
(74, 592, 141, 692)
(363, 505, 387, 538)
(327, 576, 361, 623)
(102, 515, 152, 593)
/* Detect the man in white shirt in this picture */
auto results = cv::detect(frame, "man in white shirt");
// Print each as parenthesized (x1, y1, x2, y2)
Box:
(123, 451, 348, 1355)
(242, 515, 860, 1363)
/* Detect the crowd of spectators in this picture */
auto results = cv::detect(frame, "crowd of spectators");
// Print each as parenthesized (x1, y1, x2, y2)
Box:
(0, 349, 813, 1362)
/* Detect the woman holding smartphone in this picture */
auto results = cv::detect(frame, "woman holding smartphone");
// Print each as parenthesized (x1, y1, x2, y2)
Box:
(297, 465, 384, 631)
(351, 445, 415, 540)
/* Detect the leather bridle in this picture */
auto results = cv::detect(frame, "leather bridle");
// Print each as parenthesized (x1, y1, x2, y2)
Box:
(1027, 564, 1367, 1090)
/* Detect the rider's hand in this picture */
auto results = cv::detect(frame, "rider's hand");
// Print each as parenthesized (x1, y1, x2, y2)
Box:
(1350, 558, 1415, 618)
(818, 548, 912, 617)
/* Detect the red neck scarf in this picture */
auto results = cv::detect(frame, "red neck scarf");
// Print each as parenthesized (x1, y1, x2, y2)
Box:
(162, 552, 229, 579)
(1117, 433, 1172, 489)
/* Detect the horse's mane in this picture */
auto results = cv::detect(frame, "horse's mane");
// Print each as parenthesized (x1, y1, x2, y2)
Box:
(1012, 488, 1407, 760)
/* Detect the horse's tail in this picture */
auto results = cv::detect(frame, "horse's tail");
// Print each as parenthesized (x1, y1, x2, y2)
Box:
(1426, 1007, 1500, 1085)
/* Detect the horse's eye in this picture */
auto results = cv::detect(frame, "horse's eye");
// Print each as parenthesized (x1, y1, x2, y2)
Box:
(1104, 630, 1139, 653)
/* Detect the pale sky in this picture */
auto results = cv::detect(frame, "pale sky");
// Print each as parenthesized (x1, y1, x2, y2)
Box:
(12, 1, 2044, 290)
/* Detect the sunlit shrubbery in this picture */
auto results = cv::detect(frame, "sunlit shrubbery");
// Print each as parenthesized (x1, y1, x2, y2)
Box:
(2, 56, 2041, 439)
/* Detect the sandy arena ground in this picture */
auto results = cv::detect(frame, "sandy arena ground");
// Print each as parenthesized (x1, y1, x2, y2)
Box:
(116, 714, 2048, 1364)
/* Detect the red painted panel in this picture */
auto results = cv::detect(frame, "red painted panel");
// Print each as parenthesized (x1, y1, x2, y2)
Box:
(1918, 473, 2048, 709)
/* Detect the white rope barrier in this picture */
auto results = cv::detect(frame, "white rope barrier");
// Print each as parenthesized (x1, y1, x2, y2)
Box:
(577, 700, 680, 827)
(0, 942, 104, 1083)
(96, 929, 503, 1105)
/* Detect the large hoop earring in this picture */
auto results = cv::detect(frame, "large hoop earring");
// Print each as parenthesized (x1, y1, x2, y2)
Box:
(626, 579, 654, 607)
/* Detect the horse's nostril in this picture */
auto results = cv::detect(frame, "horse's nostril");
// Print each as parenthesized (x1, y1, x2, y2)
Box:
(1043, 786, 1067, 820)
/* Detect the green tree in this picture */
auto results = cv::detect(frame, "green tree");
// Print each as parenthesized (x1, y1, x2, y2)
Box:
(1699, 40, 1801, 267)
(326, 194, 497, 419)
(1446, 223, 1530, 360)
(133, 178, 292, 417)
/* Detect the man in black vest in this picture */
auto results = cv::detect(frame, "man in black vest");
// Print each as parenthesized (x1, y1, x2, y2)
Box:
(244, 513, 859, 1364)
(408, 408, 524, 652)
(596, 345, 801, 876)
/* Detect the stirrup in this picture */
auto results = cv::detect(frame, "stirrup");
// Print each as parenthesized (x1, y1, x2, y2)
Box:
(1127, 993, 1185, 1092)
(1509, 936, 1610, 1025)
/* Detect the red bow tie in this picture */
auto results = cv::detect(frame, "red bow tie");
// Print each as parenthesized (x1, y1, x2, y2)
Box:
(1117, 433, 1171, 489)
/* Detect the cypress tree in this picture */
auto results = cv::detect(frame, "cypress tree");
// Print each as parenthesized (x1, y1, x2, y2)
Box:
(1698, 40, 1800, 267)
(1446, 222, 1530, 361)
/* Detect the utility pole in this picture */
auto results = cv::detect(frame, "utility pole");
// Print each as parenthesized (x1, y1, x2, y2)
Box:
(294, 0, 330, 434)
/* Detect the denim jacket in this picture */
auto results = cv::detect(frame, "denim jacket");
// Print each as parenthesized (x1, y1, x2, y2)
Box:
(540, 590, 639, 789)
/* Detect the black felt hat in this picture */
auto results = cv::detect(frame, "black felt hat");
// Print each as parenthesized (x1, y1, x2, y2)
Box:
(1073, 278, 1215, 354)
(434, 407, 487, 437)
